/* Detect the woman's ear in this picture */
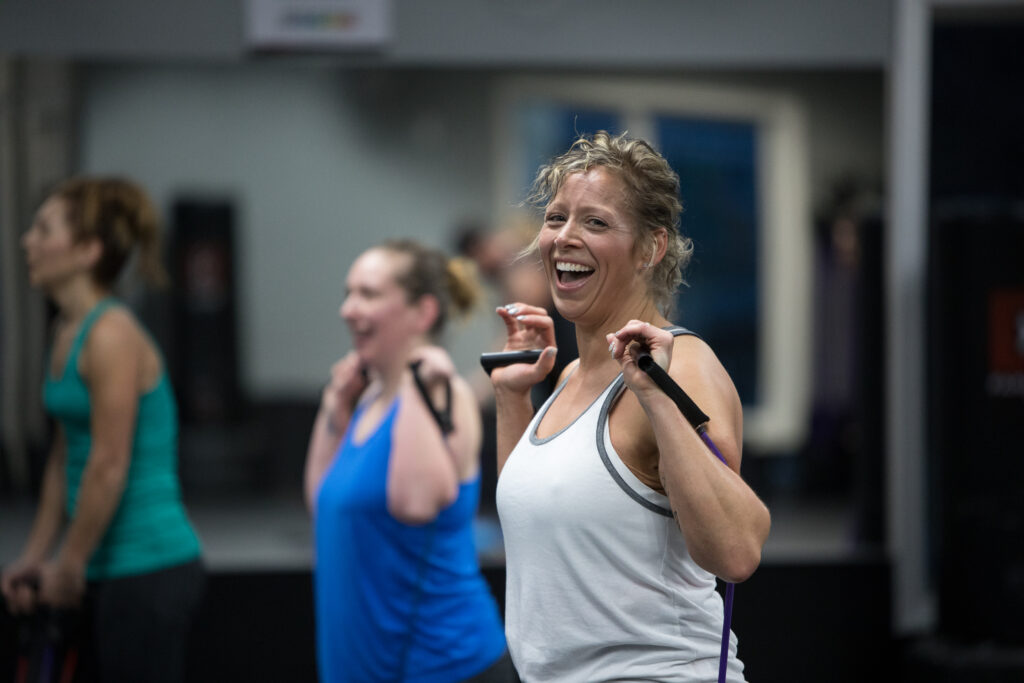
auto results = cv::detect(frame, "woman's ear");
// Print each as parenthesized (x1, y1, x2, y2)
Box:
(414, 293, 441, 335)
(76, 235, 104, 270)
(652, 227, 668, 266)
(640, 228, 669, 270)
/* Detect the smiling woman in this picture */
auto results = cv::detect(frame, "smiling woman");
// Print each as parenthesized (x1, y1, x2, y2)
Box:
(539, 167, 666, 329)
(490, 131, 770, 682)
(526, 131, 693, 319)
(304, 239, 516, 682)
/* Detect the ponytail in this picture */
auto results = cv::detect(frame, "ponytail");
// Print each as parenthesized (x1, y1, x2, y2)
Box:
(445, 257, 480, 317)
(52, 176, 168, 289)
(380, 239, 481, 338)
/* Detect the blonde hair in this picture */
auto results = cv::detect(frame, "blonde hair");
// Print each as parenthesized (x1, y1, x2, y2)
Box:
(526, 131, 693, 314)
(378, 239, 480, 337)
(52, 176, 168, 288)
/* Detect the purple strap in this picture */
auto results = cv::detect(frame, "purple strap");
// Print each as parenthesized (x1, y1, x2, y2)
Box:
(719, 582, 736, 683)
(700, 429, 735, 683)
(699, 430, 727, 466)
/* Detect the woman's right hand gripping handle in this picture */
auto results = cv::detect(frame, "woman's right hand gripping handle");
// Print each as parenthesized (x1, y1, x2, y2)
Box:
(305, 352, 369, 512)
(492, 303, 558, 473)
(321, 352, 369, 436)
(1, 559, 41, 615)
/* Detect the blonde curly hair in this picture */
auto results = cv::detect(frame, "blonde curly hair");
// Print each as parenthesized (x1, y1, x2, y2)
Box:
(526, 131, 692, 315)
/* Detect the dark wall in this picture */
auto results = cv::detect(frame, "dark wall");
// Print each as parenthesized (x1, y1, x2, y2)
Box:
(927, 20, 1024, 649)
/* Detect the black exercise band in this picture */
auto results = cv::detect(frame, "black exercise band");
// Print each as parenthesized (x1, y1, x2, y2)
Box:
(409, 360, 454, 436)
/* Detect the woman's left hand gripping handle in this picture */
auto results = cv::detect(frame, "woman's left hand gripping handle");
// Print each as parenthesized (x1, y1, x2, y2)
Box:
(493, 303, 558, 394)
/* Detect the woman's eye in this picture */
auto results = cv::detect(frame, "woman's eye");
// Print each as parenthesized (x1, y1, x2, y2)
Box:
(587, 218, 608, 229)
(544, 213, 564, 224)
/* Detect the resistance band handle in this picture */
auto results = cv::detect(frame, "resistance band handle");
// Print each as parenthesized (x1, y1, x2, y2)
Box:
(634, 351, 710, 432)
(409, 361, 453, 436)
(479, 349, 544, 376)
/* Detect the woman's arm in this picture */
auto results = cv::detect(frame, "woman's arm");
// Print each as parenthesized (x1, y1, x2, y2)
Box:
(40, 312, 141, 606)
(0, 428, 67, 613)
(387, 348, 480, 525)
(18, 428, 68, 562)
(491, 303, 558, 475)
(304, 352, 367, 513)
(610, 323, 770, 584)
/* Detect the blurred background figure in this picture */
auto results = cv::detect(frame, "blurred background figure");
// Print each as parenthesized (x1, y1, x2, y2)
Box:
(1, 177, 204, 683)
(454, 212, 578, 403)
(453, 213, 578, 516)
(304, 240, 514, 682)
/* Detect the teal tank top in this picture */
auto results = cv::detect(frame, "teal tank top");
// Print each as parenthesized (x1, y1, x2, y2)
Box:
(43, 298, 201, 580)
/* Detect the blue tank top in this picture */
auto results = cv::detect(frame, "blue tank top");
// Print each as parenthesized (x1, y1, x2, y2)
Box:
(43, 298, 201, 580)
(314, 396, 506, 683)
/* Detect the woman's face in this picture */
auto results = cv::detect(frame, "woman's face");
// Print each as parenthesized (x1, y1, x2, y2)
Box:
(340, 249, 423, 368)
(21, 196, 93, 292)
(538, 167, 648, 327)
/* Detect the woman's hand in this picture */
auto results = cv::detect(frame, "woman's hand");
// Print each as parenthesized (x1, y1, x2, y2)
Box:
(37, 556, 86, 609)
(408, 345, 456, 388)
(492, 303, 558, 394)
(607, 320, 674, 402)
(321, 352, 369, 434)
(0, 557, 43, 614)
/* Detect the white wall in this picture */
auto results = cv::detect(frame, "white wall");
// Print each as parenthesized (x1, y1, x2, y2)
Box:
(79, 64, 496, 397)
(77, 64, 884, 400)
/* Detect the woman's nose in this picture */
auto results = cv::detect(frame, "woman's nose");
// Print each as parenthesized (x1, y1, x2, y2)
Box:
(553, 218, 580, 247)
(340, 295, 361, 322)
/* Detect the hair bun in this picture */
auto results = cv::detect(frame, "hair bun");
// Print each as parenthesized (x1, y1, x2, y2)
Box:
(445, 257, 480, 316)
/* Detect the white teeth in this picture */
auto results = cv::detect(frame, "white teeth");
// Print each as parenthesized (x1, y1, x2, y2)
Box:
(555, 262, 594, 273)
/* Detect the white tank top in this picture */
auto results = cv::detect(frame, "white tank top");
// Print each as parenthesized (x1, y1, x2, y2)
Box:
(496, 330, 746, 682)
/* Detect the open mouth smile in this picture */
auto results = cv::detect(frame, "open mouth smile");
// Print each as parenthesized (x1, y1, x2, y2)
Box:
(349, 325, 374, 346)
(554, 260, 595, 288)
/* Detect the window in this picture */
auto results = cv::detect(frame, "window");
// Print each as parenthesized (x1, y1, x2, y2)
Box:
(494, 76, 812, 453)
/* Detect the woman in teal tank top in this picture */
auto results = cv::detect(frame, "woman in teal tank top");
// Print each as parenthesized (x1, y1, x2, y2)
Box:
(1, 177, 204, 682)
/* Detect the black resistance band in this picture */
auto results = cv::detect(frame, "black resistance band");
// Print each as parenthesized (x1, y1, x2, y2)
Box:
(409, 360, 453, 435)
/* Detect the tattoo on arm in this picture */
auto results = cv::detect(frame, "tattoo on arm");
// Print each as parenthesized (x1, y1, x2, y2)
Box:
(661, 473, 682, 528)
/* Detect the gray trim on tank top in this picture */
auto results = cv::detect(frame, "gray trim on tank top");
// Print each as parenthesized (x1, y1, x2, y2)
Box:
(528, 366, 588, 445)
(595, 325, 698, 517)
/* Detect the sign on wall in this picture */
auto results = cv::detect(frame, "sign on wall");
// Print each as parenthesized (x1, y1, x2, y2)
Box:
(246, 0, 392, 51)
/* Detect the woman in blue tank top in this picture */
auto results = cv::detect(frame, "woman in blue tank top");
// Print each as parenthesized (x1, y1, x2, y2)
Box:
(1, 177, 203, 682)
(304, 240, 513, 683)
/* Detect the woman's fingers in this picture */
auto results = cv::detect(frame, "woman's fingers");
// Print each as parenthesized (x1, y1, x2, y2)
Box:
(496, 303, 557, 350)
(323, 352, 369, 415)
(8, 582, 36, 614)
(490, 346, 558, 393)
(608, 321, 674, 371)
(491, 303, 559, 393)
(1, 568, 38, 614)
(409, 346, 455, 385)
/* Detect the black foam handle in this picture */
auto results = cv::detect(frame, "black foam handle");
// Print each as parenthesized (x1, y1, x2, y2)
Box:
(634, 351, 710, 431)
(479, 349, 544, 376)
(409, 361, 454, 435)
